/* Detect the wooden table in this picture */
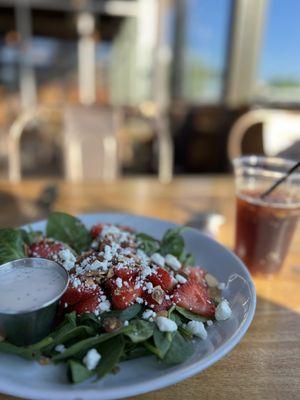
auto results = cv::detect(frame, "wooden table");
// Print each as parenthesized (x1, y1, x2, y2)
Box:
(0, 176, 299, 400)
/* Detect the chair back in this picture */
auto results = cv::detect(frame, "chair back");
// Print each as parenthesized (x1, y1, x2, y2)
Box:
(8, 107, 62, 182)
(227, 109, 300, 160)
(63, 105, 120, 181)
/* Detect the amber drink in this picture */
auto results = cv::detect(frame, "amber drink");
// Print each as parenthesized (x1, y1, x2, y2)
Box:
(233, 156, 300, 276)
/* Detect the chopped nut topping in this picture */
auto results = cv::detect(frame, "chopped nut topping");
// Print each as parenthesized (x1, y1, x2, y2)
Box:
(205, 273, 219, 288)
(38, 357, 51, 365)
(156, 310, 168, 317)
(208, 286, 221, 303)
(103, 317, 123, 333)
(151, 285, 165, 305)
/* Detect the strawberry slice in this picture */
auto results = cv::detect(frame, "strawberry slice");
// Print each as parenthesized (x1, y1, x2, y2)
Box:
(108, 279, 143, 310)
(60, 281, 100, 306)
(142, 291, 172, 313)
(183, 266, 207, 284)
(70, 295, 100, 315)
(118, 225, 136, 233)
(114, 266, 139, 281)
(28, 239, 64, 260)
(91, 223, 105, 239)
(147, 267, 174, 292)
(172, 278, 215, 317)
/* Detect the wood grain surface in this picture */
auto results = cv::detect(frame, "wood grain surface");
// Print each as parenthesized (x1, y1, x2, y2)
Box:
(0, 176, 299, 400)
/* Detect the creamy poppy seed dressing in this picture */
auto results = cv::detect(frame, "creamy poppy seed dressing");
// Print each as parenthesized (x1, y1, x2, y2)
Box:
(0, 263, 66, 313)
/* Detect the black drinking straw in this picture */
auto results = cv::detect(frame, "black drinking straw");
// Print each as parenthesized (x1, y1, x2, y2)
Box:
(260, 160, 300, 200)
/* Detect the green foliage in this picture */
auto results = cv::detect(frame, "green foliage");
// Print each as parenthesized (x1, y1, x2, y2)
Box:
(0, 229, 26, 264)
(46, 212, 91, 253)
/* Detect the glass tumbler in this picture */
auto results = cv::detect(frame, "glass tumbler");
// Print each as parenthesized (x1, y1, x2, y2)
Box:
(233, 156, 300, 276)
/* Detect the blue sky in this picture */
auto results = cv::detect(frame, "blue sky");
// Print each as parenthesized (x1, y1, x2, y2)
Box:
(186, 0, 231, 71)
(186, 0, 300, 83)
(259, 0, 300, 81)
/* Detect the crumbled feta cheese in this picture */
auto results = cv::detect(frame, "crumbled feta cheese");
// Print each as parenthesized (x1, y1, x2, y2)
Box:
(136, 297, 144, 304)
(156, 316, 178, 332)
(217, 282, 226, 290)
(58, 249, 76, 271)
(98, 299, 111, 313)
(165, 254, 181, 271)
(101, 225, 121, 237)
(89, 260, 103, 270)
(104, 245, 112, 261)
(116, 277, 123, 288)
(142, 309, 157, 320)
(83, 348, 101, 370)
(215, 300, 232, 321)
(175, 274, 187, 284)
(54, 344, 66, 353)
(145, 281, 153, 292)
(141, 265, 152, 278)
(134, 281, 141, 289)
(137, 249, 149, 261)
(99, 260, 109, 271)
(186, 321, 207, 339)
(151, 253, 165, 268)
(91, 240, 99, 249)
(206, 320, 213, 326)
(72, 277, 81, 288)
(123, 320, 129, 327)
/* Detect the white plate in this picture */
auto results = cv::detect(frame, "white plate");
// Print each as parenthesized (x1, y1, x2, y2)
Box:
(0, 213, 256, 400)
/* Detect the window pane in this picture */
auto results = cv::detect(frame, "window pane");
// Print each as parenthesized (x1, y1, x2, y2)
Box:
(255, 0, 300, 103)
(31, 36, 77, 104)
(182, 0, 231, 103)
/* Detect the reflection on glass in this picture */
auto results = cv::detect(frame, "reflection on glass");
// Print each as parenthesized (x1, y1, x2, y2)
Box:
(182, 0, 231, 103)
(255, 0, 300, 103)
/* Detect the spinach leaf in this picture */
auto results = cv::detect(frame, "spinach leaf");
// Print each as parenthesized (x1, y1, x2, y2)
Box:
(78, 313, 102, 330)
(52, 329, 129, 362)
(168, 312, 183, 327)
(175, 306, 209, 322)
(179, 252, 195, 266)
(0, 229, 26, 264)
(96, 335, 125, 378)
(46, 212, 91, 253)
(27, 336, 54, 352)
(118, 304, 142, 321)
(167, 304, 176, 318)
(0, 341, 41, 360)
(101, 304, 142, 322)
(142, 341, 161, 357)
(67, 359, 95, 384)
(123, 345, 151, 361)
(19, 228, 43, 246)
(179, 325, 194, 340)
(153, 328, 172, 358)
(136, 233, 160, 256)
(50, 326, 95, 352)
(50, 312, 77, 340)
(125, 320, 154, 343)
(162, 332, 194, 365)
(159, 227, 185, 258)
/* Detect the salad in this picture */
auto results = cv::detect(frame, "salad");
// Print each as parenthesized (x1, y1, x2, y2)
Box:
(0, 212, 232, 384)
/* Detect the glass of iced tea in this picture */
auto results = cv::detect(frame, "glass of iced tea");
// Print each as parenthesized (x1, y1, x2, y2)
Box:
(233, 156, 300, 276)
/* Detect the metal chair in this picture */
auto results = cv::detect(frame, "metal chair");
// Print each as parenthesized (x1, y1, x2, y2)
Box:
(227, 108, 300, 160)
(8, 106, 120, 182)
(8, 107, 62, 182)
(63, 105, 120, 181)
(8, 104, 173, 182)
